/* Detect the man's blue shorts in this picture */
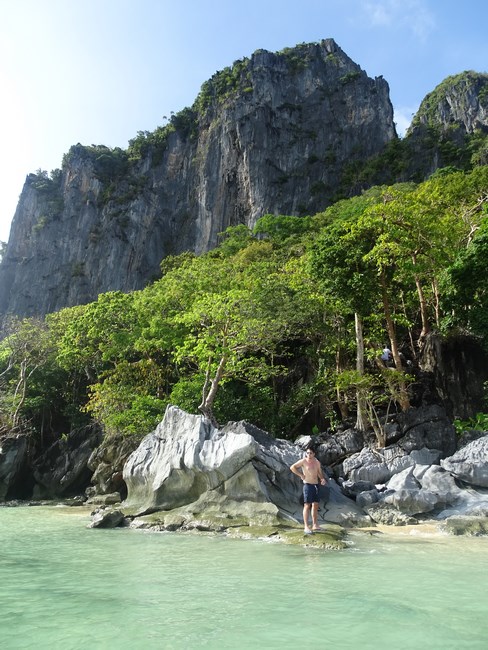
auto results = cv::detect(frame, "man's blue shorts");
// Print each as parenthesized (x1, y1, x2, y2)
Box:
(303, 483, 320, 504)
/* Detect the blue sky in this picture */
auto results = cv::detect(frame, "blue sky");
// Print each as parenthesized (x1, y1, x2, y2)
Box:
(1, 0, 487, 242)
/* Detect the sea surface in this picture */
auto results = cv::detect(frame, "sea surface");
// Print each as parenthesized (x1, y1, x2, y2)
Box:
(1, 505, 487, 649)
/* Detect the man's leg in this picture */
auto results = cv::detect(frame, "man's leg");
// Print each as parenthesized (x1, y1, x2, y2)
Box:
(303, 503, 312, 532)
(312, 502, 320, 529)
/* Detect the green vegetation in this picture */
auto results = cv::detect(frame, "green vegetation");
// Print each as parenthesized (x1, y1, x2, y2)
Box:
(340, 71, 361, 85)
(453, 412, 488, 436)
(2, 166, 488, 449)
(194, 58, 252, 113)
(410, 71, 488, 130)
(25, 170, 64, 230)
(63, 144, 129, 181)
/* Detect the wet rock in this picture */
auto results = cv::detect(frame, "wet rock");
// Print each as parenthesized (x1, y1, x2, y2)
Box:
(88, 508, 126, 529)
(440, 515, 488, 536)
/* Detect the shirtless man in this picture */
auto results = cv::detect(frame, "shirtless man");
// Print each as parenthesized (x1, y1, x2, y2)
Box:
(290, 446, 327, 534)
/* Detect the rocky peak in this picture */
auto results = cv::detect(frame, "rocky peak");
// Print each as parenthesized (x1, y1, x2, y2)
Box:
(0, 39, 397, 318)
(408, 71, 488, 136)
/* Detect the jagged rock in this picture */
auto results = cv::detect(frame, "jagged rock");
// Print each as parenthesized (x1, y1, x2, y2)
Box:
(395, 404, 457, 456)
(441, 435, 488, 488)
(316, 428, 364, 466)
(88, 508, 126, 529)
(356, 489, 379, 508)
(0, 436, 29, 500)
(406, 71, 488, 178)
(0, 39, 396, 318)
(420, 465, 464, 502)
(410, 447, 443, 465)
(420, 333, 488, 420)
(342, 447, 391, 484)
(412, 464, 431, 481)
(340, 479, 376, 498)
(364, 502, 417, 526)
(382, 488, 443, 515)
(122, 405, 368, 529)
(457, 429, 488, 449)
(376, 465, 463, 518)
(32, 424, 102, 498)
(386, 466, 421, 492)
(87, 434, 140, 500)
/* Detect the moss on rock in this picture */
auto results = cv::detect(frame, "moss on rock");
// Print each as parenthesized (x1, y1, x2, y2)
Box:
(440, 516, 488, 536)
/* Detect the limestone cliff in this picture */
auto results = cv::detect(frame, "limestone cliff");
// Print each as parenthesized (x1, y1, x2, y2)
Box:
(404, 71, 488, 176)
(0, 39, 396, 318)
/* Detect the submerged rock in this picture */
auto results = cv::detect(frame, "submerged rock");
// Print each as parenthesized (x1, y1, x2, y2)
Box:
(88, 508, 126, 529)
(440, 516, 488, 536)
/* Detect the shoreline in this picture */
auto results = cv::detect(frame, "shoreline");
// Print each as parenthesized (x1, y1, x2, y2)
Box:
(3, 501, 487, 544)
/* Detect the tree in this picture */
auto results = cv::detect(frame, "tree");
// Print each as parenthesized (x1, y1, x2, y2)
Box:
(441, 216, 488, 339)
(310, 195, 386, 429)
(0, 317, 57, 436)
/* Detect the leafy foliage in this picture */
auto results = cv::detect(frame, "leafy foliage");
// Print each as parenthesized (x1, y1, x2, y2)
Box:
(2, 167, 488, 447)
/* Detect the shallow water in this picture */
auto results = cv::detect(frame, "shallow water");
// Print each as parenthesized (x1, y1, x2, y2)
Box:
(0, 506, 487, 649)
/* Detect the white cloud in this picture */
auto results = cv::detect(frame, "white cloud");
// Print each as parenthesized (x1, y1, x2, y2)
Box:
(394, 105, 419, 137)
(361, 0, 436, 41)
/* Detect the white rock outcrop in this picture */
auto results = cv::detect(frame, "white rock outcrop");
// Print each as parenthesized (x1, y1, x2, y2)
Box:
(123, 405, 367, 527)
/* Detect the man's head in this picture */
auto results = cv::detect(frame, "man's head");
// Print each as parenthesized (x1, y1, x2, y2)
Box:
(305, 444, 316, 458)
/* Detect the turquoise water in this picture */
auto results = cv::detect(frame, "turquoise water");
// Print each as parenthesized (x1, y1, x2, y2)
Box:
(1, 506, 487, 649)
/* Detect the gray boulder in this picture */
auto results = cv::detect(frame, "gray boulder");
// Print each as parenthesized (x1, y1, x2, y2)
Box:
(382, 488, 444, 515)
(342, 447, 391, 484)
(377, 464, 463, 518)
(441, 435, 488, 488)
(316, 428, 364, 466)
(122, 405, 368, 528)
(387, 466, 421, 492)
(420, 465, 464, 502)
(356, 489, 379, 508)
(88, 508, 126, 529)
(364, 501, 417, 526)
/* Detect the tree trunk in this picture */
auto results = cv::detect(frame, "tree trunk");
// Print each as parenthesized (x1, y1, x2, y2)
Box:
(335, 343, 349, 421)
(412, 253, 430, 341)
(198, 354, 226, 426)
(354, 312, 368, 431)
(432, 277, 441, 330)
(380, 271, 410, 411)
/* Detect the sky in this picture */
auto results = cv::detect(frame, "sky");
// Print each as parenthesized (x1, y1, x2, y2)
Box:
(1, 0, 487, 243)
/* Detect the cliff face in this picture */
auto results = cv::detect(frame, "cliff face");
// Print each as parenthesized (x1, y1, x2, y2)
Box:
(404, 71, 488, 176)
(0, 39, 396, 318)
(409, 71, 488, 135)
